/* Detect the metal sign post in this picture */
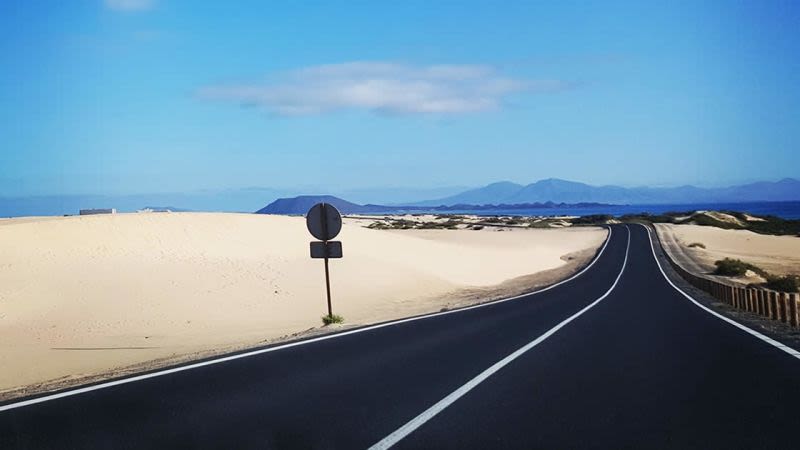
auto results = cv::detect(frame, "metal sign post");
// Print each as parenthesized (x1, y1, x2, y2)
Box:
(306, 203, 343, 319)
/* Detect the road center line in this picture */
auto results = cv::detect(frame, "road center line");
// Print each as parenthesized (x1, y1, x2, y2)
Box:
(642, 224, 800, 360)
(368, 225, 631, 450)
(0, 228, 613, 412)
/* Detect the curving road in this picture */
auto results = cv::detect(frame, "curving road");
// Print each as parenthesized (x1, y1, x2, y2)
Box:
(1, 224, 799, 449)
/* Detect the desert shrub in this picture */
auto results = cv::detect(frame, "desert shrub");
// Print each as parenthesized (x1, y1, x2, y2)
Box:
(747, 216, 800, 236)
(471, 225, 484, 230)
(764, 275, 800, 293)
(687, 214, 743, 230)
(687, 242, 706, 249)
(571, 214, 613, 225)
(322, 314, 344, 325)
(481, 217, 504, 224)
(416, 221, 440, 229)
(619, 213, 676, 223)
(367, 222, 390, 230)
(528, 221, 552, 228)
(713, 258, 767, 277)
(389, 219, 416, 229)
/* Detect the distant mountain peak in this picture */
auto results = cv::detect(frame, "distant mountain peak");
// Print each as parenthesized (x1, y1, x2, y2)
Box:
(256, 195, 363, 215)
(414, 178, 800, 206)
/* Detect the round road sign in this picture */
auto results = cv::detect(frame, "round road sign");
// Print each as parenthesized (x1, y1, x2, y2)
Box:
(306, 203, 342, 241)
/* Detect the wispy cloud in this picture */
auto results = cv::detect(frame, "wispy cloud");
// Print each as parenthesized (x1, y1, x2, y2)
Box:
(198, 62, 572, 116)
(104, 0, 155, 12)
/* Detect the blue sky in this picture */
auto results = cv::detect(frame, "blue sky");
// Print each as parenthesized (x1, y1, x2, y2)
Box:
(1, 0, 798, 197)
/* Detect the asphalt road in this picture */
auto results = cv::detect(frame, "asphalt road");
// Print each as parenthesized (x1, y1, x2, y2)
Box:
(2, 224, 799, 449)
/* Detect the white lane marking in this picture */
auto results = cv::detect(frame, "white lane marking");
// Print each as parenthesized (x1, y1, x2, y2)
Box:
(642, 224, 800, 360)
(368, 226, 631, 450)
(0, 228, 614, 412)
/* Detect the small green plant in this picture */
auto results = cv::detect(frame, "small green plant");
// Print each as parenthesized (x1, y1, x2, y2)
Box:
(764, 275, 800, 293)
(687, 242, 706, 249)
(528, 220, 553, 228)
(322, 314, 344, 325)
(713, 258, 768, 277)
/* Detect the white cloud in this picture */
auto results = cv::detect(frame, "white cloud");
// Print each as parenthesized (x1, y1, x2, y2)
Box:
(104, 0, 155, 12)
(198, 62, 571, 116)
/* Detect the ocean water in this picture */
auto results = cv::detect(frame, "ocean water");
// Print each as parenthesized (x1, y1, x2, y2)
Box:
(395, 201, 800, 220)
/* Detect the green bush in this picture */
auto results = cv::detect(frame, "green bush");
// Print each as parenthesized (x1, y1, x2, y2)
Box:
(687, 214, 742, 229)
(367, 222, 390, 230)
(713, 258, 767, 277)
(481, 217, 505, 224)
(528, 221, 552, 228)
(687, 242, 706, 249)
(747, 216, 800, 236)
(322, 314, 344, 325)
(619, 213, 676, 223)
(765, 275, 799, 293)
(571, 214, 613, 225)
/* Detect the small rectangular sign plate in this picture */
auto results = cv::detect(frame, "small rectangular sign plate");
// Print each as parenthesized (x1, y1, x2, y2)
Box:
(310, 241, 343, 259)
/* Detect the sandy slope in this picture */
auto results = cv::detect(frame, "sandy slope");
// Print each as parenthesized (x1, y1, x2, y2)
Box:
(655, 223, 800, 277)
(0, 213, 605, 397)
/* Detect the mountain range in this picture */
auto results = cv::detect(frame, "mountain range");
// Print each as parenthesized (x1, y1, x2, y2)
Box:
(3, 178, 798, 218)
(411, 178, 800, 206)
(255, 195, 611, 215)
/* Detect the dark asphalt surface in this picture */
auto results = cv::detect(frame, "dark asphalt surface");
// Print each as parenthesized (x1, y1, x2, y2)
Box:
(2, 224, 799, 449)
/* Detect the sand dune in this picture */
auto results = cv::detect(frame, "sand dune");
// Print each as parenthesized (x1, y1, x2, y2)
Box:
(655, 223, 800, 277)
(0, 213, 605, 397)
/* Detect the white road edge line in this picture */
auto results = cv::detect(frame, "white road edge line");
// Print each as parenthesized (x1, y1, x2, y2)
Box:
(368, 226, 631, 450)
(642, 223, 800, 360)
(0, 228, 615, 412)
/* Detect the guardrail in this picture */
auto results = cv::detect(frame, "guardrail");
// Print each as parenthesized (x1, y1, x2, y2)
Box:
(652, 225, 800, 328)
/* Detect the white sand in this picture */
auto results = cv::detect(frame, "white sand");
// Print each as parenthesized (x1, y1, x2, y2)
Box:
(656, 223, 800, 276)
(0, 213, 605, 396)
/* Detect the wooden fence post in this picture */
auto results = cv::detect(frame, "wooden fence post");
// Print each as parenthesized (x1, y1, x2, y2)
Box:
(772, 291, 780, 321)
(765, 290, 772, 319)
(755, 290, 763, 316)
(789, 293, 798, 328)
(778, 292, 789, 323)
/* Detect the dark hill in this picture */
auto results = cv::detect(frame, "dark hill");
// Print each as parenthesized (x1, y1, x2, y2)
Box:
(256, 195, 382, 215)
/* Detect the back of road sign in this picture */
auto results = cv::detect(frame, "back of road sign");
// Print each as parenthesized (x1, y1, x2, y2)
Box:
(306, 203, 342, 241)
(310, 241, 343, 259)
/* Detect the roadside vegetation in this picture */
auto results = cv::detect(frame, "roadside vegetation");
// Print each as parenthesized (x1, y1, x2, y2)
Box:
(322, 314, 345, 325)
(687, 242, 706, 249)
(363, 215, 575, 230)
(621, 211, 800, 236)
(713, 258, 799, 292)
(765, 275, 800, 293)
(570, 214, 614, 225)
(713, 258, 768, 277)
(360, 209, 800, 236)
